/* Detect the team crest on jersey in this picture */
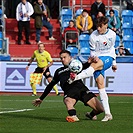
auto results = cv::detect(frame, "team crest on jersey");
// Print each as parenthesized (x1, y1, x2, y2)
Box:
(103, 42, 107, 46)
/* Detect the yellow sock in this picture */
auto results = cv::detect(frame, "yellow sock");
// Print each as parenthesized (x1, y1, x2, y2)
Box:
(30, 83, 37, 95)
(53, 85, 58, 95)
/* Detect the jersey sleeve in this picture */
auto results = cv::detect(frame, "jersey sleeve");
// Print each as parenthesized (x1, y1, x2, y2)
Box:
(82, 62, 91, 70)
(46, 52, 53, 62)
(39, 69, 59, 100)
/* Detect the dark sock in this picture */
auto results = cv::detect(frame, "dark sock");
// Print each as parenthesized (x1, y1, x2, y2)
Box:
(90, 111, 96, 118)
(68, 109, 76, 116)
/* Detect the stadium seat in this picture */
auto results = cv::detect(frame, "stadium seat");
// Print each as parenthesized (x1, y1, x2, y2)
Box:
(75, 9, 83, 17)
(122, 35, 133, 54)
(0, 31, 2, 49)
(80, 47, 90, 55)
(61, 21, 69, 32)
(121, 10, 133, 24)
(67, 46, 79, 57)
(122, 22, 133, 36)
(106, 9, 119, 17)
(60, 8, 73, 24)
(115, 35, 120, 48)
(79, 34, 90, 48)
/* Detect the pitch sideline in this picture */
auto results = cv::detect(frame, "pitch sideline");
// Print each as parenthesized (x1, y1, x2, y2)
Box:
(0, 108, 34, 114)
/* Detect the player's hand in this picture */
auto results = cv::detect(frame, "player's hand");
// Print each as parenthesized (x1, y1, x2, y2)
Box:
(92, 56, 99, 63)
(26, 66, 29, 70)
(32, 98, 42, 107)
(112, 65, 117, 72)
(43, 67, 47, 73)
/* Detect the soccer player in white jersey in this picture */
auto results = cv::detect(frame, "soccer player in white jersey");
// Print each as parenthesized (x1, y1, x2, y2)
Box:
(69, 16, 117, 121)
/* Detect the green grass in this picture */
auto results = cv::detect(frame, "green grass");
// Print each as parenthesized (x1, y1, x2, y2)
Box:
(0, 95, 133, 133)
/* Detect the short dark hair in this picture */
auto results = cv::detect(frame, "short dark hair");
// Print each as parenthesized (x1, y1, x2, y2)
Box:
(82, 9, 89, 14)
(109, 9, 115, 14)
(96, 16, 109, 27)
(59, 50, 71, 56)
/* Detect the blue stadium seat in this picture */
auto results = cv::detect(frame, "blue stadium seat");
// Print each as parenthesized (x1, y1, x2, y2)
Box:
(106, 9, 119, 17)
(80, 47, 90, 55)
(122, 35, 133, 54)
(75, 9, 83, 17)
(0, 31, 2, 49)
(115, 35, 120, 48)
(121, 10, 133, 24)
(61, 21, 69, 32)
(67, 46, 79, 57)
(122, 22, 133, 36)
(79, 34, 90, 48)
(60, 8, 72, 24)
(0, 8, 2, 17)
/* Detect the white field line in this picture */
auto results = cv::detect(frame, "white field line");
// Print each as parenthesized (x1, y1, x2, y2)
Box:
(0, 109, 34, 114)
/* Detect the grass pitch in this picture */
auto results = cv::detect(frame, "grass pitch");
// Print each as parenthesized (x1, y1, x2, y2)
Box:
(0, 95, 133, 133)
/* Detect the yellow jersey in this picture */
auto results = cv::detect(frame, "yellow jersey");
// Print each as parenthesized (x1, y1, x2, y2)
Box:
(32, 50, 53, 68)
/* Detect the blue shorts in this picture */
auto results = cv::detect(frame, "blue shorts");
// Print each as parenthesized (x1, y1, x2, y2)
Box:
(94, 56, 113, 79)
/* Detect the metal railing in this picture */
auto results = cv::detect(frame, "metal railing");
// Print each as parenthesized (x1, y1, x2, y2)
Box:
(0, 0, 9, 54)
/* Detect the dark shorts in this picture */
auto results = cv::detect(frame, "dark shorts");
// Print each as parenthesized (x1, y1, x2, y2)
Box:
(34, 67, 52, 79)
(64, 82, 96, 105)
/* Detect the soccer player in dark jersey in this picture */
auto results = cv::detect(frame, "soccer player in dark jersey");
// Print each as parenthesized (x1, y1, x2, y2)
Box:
(32, 50, 104, 122)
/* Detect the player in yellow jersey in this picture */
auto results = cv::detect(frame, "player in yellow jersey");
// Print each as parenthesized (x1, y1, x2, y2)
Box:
(26, 42, 59, 96)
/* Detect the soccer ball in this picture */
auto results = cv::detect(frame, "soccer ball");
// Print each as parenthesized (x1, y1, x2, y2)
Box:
(69, 59, 83, 73)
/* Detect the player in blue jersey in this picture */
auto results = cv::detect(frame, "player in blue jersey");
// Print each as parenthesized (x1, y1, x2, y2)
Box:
(69, 16, 117, 121)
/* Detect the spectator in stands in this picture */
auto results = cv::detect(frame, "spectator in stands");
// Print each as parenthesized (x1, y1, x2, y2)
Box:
(90, 0, 105, 30)
(108, 9, 121, 36)
(116, 45, 132, 56)
(123, 0, 133, 10)
(62, 20, 78, 49)
(34, 0, 56, 44)
(44, 0, 59, 19)
(16, 0, 34, 45)
(76, 9, 93, 34)
(97, 11, 104, 18)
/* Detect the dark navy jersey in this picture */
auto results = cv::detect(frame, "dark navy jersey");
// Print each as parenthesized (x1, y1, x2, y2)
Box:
(40, 62, 90, 100)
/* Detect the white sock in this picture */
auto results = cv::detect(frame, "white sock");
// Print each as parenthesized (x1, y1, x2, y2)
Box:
(75, 66, 95, 80)
(99, 88, 111, 115)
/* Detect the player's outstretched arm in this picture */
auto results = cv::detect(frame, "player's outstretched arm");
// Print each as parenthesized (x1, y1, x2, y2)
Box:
(32, 98, 42, 107)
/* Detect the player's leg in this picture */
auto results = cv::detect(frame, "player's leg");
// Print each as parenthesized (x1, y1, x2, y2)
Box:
(72, 59, 103, 81)
(82, 90, 104, 120)
(44, 68, 59, 95)
(96, 75, 112, 121)
(64, 97, 79, 122)
(30, 67, 42, 96)
(30, 83, 37, 96)
(47, 77, 59, 95)
(94, 57, 113, 121)
(86, 97, 104, 120)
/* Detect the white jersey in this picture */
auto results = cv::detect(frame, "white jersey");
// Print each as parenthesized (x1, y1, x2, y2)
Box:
(89, 29, 116, 60)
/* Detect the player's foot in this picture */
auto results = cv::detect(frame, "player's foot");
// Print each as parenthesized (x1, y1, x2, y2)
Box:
(32, 94, 37, 96)
(56, 93, 61, 96)
(66, 115, 79, 122)
(85, 112, 97, 120)
(101, 114, 113, 121)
